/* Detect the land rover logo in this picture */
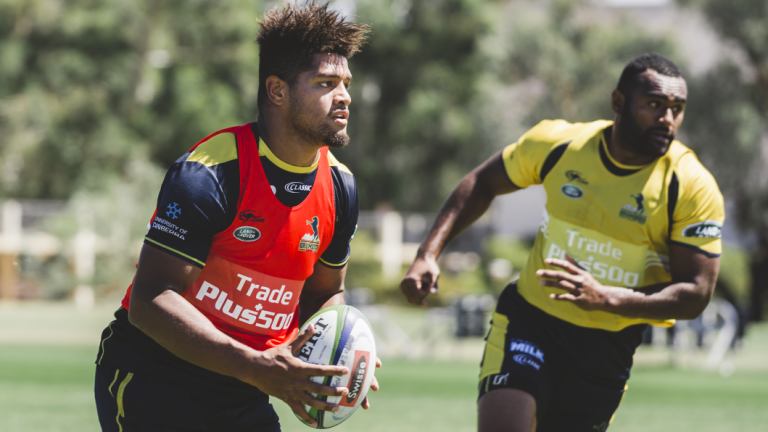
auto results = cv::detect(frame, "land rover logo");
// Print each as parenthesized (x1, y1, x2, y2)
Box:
(561, 184, 583, 199)
(233, 226, 261, 242)
(683, 222, 722, 239)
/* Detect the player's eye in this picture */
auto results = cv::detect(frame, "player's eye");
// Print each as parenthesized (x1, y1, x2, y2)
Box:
(648, 101, 660, 109)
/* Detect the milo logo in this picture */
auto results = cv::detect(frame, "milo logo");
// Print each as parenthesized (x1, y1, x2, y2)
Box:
(342, 350, 370, 407)
(233, 226, 261, 242)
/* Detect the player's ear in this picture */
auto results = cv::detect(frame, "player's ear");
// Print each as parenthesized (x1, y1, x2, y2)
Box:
(611, 89, 625, 115)
(265, 75, 288, 106)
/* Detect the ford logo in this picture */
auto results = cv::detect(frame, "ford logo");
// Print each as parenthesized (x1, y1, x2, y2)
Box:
(233, 226, 261, 242)
(561, 184, 583, 198)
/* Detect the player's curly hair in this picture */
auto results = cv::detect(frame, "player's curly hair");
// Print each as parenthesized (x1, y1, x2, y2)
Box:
(257, 1, 370, 109)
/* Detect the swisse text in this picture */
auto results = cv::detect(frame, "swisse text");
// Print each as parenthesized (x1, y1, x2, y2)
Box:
(195, 281, 294, 331)
(345, 352, 369, 405)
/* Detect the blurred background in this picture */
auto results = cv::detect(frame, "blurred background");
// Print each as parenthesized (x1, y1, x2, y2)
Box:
(1, 0, 767, 431)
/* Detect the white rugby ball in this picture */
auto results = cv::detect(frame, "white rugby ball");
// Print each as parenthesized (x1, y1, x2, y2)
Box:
(295, 304, 377, 429)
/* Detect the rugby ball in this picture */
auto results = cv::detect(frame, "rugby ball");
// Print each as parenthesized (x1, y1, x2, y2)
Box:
(295, 304, 377, 429)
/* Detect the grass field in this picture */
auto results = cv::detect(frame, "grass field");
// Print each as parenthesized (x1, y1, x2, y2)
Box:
(2, 302, 768, 431)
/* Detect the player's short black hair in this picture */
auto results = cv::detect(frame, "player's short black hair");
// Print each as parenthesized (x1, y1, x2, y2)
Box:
(616, 53, 683, 94)
(257, 1, 370, 109)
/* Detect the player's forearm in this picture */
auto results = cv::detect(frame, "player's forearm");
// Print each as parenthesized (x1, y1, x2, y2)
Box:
(418, 171, 496, 259)
(603, 281, 713, 320)
(300, 290, 345, 323)
(128, 289, 260, 382)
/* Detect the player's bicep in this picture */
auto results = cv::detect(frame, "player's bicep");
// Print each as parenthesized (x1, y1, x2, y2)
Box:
(668, 242, 719, 298)
(131, 243, 203, 303)
(477, 151, 521, 196)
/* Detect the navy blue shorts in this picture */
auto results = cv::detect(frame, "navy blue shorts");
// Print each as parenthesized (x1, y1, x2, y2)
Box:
(94, 309, 281, 432)
(478, 284, 647, 432)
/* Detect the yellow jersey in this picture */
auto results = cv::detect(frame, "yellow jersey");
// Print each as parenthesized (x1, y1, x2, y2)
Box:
(502, 119, 725, 331)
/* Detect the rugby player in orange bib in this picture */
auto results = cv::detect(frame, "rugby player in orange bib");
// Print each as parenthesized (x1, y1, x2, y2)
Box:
(400, 53, 724, 432)
(94, 3, 376, 431)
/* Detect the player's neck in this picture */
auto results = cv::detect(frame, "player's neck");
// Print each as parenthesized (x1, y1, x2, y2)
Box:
(605, 126, 654, 166)
(258, 114, 322, 168)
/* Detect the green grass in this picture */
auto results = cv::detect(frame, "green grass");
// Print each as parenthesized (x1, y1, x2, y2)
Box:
(2, 302, 768, 431)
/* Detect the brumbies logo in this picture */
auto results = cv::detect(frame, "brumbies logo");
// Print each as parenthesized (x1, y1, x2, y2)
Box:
(683, 221, 722, 239)
(619, 193, 647, 224)
(233, 226, 261, 242)
(299, 216, 321, 252)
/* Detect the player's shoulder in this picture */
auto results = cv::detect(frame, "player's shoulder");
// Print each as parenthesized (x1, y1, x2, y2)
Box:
(185, 127, 241, 168)
(667, 141, 719, 186)
(666, 141, 723, 207)
(327, 150, 354, 176)
(522, 119, 610, 146)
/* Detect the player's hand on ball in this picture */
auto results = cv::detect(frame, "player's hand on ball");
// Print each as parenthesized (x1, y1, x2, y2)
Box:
(400, 254, 440, 305)
(537, 257, 613, 311)
(251, 324, 349, 427)
(361, 357, 382, 410)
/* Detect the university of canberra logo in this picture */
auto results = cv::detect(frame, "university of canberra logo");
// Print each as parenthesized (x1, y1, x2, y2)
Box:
(299, 216, 321, 252)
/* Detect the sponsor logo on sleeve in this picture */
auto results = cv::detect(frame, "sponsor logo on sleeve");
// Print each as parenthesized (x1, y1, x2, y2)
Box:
(683, 221, 722, 239)
(165, 202, 182, 220)
(233, 226, 261, 242)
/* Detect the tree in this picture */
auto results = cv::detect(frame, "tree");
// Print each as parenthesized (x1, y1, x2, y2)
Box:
(0, 0, 263, 200)
(341, 0, 504, 211)
(677, 0, 768, 320)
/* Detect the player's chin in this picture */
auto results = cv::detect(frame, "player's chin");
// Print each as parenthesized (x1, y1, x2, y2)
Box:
(324, 131, 350, 148)
(644, 136, 672, 156)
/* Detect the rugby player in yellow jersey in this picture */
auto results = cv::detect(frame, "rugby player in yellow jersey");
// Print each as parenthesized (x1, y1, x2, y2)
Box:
(400, 53, 724, 432)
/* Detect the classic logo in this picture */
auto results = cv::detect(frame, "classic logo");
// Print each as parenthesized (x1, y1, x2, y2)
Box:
(233, 226, 261, 242)
(299, 216, 321, 252)
(561, 184, 583, 199)
(565, 170, 589, 185)
(683, 221, 722, 239)
(342, 351, 370, 407)
(285, 181, 312, 194)
(238, 210, 264, 223)
(619, 193, 647, 224)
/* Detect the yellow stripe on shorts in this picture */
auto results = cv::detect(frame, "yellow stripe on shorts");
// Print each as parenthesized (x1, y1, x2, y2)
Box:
(479, 311, 509, 382)
(115, 371, 134, 432)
